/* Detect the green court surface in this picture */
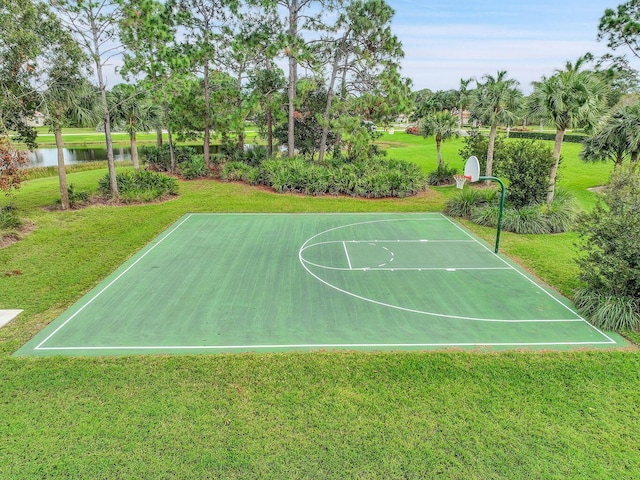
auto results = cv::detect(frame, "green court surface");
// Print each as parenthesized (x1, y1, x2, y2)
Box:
(15, 213, 628, 356)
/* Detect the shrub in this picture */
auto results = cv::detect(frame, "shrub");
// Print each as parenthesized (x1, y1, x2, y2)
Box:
(541, 188, 576, 233)
(447, 186, 575, 234)
(444, 188, 498, 218)
(140, 144, 196, 171)
(496, 140, 556, 209)
(507, 131, 585, 143)
(60, 184, 90, 208)
(574, 289, 640, 331)
(427, 163, 458, 186)
(98, 170, 178, 203)
(574, 164, 640, 331)
(242, 145, 270, 167)
(227, 156, 427, 198)
(458, 129, 506, 176)
(501, 205, 550, 234)
(180, 155, 209, 180)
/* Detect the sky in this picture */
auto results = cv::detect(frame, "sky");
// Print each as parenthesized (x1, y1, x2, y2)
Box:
(389, 0, 635, 93)
(97, 0, 636, 94)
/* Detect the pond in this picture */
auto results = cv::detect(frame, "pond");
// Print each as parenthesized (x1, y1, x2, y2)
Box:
(27, 147, 132, 168)
(26, 144, 221, 168)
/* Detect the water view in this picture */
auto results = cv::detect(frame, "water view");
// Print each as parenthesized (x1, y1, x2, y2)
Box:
(27, 147, 132, 168)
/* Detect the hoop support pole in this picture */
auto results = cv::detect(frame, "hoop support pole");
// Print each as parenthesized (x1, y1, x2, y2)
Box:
(478, 176, 505, 254)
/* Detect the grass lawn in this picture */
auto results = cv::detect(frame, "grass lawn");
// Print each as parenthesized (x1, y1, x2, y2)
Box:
(1, 130, 638, 479)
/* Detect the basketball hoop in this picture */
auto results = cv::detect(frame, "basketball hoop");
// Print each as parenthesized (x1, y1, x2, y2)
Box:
(454, 174, 470, 189)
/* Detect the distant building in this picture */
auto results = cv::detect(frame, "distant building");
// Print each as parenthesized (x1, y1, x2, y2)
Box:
(26, 111, 44, 127)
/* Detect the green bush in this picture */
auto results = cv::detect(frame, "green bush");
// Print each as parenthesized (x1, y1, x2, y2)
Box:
(574, 289, 640, 331)
(574, 164, 640, 331)
(98, 170, 178, 203)
(225, 156, 427, 198)
(448, 187, 575, 234)
(501, 205, 550, 234)
(444, 188, 497, 218)
(495, 140, 556, 209)
(427, 163, 458, 186)
(140, 144, 196, 171)
(180, 155, 209, 180)
(507, 131, 585, 143)
(58, 184, 90, 208)
(458, 129, 506, 175)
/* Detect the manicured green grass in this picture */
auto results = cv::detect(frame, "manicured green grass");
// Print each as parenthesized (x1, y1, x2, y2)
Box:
(0, 131, 638, 478)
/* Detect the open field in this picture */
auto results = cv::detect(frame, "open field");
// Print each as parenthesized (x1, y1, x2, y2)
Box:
(1, 131, 638, 478)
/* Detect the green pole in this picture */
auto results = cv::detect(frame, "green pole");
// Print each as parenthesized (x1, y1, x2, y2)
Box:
(478, 176, 505, 253)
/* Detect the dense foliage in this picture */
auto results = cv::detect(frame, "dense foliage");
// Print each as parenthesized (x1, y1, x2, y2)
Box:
(98, 170, 179, 202)
(222, 156, 426, 198)
(495, 140, 556, 208)
(448, 136, 576, 233)
(575, 164, 640, 331)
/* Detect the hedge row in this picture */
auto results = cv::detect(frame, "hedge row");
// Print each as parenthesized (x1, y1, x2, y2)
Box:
(506, 131, 585, 143)
(221, 156, 427, 198)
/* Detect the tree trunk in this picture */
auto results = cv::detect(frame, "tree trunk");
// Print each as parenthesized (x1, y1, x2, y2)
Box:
(93, 32, 118, 197)
(267, 91, 273, 156)
(203, 61, 212, 168)
(485, 123, 497, 185)
(547, 128, 566, 204)
(237, 73, 244, 153)
(55, 128, 69, 210)
(436, 137, 443, 169)
(163, 102, 176, 173)
(130, 131, 139, 170)
(317, 39, 343, 164)
(287, 0, 298, 158)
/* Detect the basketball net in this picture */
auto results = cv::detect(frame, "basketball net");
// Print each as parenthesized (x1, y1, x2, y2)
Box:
(454, 174, 471, 189)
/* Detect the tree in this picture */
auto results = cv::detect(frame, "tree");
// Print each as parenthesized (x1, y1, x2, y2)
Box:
(529, 56, 609, 203)
(174, 0, 239, 167)
(581, 103, 640, 165)
(598, 1, 640, 61)
(456, 77, 474, 127)
(471, 71, 522, 181)
(259, 0, 341, 157)
(0, 137, 29, 210)
(574, 163, 640, 331)
(250, 67, 287, 156)
(315, 0, 404, 163)
(52, 0, 123, 197)
(0, 0, 65, 148)
(42, 80, 97, 210)
(420, 111, 459, 169)
(108, 83, 161, 170)
(120, 0, 189, 173)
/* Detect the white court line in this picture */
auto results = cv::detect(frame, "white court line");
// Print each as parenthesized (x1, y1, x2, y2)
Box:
(298, 216, 593, 324)
(343, 241, 353, 270)
(34, 214, 194, 350)
(34, 339, 618, 351)
(441, 216, 617, 344)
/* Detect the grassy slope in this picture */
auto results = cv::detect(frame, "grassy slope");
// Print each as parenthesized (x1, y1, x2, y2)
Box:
(1, 132, 638, 479)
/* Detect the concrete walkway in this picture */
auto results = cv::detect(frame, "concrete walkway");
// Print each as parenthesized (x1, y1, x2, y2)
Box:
(0, 310, 22, 328)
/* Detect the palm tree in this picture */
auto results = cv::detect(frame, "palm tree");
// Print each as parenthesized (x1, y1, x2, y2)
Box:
(529, 56, 609, 203)
(471, 71, 522, 181)
(457, 77, 473, 128)
(420, 111, 459, 169)
(581, 103, 640, 165)
(42, 78, 97, 209)
(108, 83, 161, 171)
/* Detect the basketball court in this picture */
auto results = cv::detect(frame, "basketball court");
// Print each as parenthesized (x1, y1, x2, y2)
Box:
(15, 213, 627, 356)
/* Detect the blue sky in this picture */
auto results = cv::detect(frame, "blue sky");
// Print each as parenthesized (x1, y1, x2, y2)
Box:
(390, 0, 634, 93)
